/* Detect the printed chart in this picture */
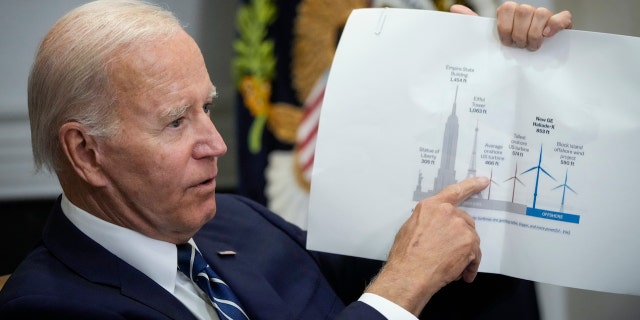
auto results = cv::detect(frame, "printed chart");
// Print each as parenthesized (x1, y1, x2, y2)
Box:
(413, 85, 583, 225)
(307, 8, 640, 295)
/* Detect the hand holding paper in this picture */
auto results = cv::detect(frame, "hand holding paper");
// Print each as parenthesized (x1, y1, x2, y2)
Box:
(450, 1, 573, 51)
(494, 1, 573, 50)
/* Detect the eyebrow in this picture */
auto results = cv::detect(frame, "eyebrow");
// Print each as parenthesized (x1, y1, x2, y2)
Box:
(161, 88, 218, 120)
(162, 105, 190, 120)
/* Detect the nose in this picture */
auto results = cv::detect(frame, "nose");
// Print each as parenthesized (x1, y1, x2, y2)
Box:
(192, 112, 227, 159)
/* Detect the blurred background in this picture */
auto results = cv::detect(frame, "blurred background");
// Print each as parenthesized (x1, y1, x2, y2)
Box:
(0, 0, 638, 319)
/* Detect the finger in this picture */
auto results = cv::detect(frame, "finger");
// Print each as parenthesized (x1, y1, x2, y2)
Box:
(450, 4, 478, 16)
(511, 4, 535, 48)
(462, 244, 482, 283)
(496, 1, 516, 46)
(543, 10, 573, 37)
(456, 207, 476, 229)
(526, 7, 553, 51)
(461, 231, 482, 283)
(434, 177, 489, 206)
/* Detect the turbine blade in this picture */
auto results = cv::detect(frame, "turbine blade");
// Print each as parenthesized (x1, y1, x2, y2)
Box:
(540, 167, 557, 181)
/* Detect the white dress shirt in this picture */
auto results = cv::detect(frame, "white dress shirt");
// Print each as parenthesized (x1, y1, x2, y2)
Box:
(61, 194, 218, 320)
(61, 194, 416, 319)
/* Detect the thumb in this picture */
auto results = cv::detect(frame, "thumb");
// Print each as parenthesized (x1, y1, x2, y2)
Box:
(450, 4, 479, 16)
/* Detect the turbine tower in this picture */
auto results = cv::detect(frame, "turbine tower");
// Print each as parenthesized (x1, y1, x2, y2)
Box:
(521, 145, 556, 208)
(466, 121, 479, 179)
(552, 168, 577, 212)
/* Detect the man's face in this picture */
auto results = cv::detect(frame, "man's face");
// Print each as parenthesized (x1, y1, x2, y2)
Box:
(96, 30, 226, 243)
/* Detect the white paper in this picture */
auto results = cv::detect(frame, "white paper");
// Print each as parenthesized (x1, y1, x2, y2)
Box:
(307, 8, 640, 296)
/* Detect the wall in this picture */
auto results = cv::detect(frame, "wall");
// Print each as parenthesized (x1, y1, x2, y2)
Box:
(557, 0, 640, 37)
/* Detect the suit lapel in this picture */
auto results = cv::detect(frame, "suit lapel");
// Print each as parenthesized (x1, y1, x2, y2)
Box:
(118, 261, 196, 320)
(43, 199, 196, 320)
(195, 237, 295, 320)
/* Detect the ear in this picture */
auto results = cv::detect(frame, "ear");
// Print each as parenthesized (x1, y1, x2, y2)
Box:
(59, 122, 108, 187)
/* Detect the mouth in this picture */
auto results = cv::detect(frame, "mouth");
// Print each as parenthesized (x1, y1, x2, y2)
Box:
(191, 177, 216, 190)
(200, 178, 214, 186)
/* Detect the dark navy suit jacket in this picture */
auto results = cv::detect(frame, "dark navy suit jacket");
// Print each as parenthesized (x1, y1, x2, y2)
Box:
(0, 194, 539, 319)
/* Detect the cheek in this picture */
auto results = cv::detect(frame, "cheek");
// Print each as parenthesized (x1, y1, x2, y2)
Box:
(100, 140, 159, 183)
(100, 132, 195, 190)
(143, 146, 194, 185)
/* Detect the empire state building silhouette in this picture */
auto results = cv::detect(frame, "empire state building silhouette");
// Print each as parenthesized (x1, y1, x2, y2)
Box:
(413, 86, 460, 200)
(433, 86, 460, 191)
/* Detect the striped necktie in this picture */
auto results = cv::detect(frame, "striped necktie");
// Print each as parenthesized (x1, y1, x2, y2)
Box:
(177, 243, 250, 320)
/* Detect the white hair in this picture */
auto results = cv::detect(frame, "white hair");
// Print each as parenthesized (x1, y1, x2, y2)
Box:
(29, 0, 182, 172)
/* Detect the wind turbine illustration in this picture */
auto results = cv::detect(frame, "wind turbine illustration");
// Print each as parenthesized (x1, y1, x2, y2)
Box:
(504, 162, 525, 202)
(552, 168, 577, 212)
(486, 167, 500, 200)
(521, 146, 556, 208)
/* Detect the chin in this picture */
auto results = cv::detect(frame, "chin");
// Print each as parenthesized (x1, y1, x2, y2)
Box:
(200, 199, 218, 223)
(174, 211, 215, 243)
(172, 197, 216, 235)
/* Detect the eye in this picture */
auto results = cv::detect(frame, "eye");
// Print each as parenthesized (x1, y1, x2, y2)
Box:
(203, 103, 212, 114)
(169, 118, 183, 128)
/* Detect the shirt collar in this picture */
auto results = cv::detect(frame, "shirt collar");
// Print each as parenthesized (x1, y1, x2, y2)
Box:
(61, 194, 179, 294)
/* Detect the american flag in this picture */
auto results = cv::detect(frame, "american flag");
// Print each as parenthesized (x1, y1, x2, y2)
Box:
(294, 71, 328, 186)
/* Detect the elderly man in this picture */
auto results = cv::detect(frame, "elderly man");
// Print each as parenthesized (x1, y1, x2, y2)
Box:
(0, 0, 571, 319)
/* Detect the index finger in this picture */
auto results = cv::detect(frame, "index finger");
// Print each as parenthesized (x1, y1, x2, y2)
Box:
(433, 177, 490, 206)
